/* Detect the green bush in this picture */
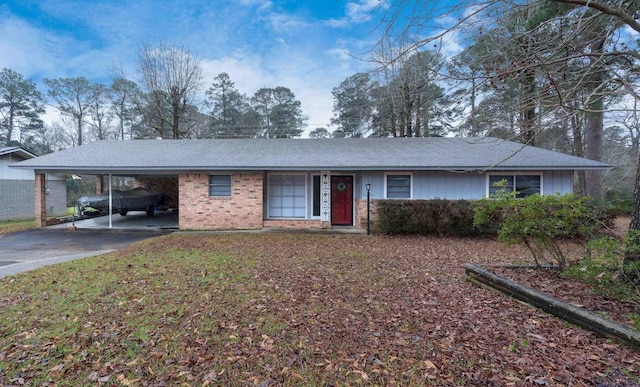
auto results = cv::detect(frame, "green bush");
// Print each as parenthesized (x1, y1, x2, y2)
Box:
(474, 193, 606, 268)
(378, 199, 483, 236)
(563, 236, 640, 300)
(605, 190, 634, 215)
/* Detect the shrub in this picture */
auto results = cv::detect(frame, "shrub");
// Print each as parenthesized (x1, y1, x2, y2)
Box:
(378, 199, 482, 236)
(474, 193, 605, 268)
(563, 235, 640, 300)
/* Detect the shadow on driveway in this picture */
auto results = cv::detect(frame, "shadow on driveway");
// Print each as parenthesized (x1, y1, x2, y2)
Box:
(0, 228, 172, 278)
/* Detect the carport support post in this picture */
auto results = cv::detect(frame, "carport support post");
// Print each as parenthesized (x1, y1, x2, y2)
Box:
(96, 175, 103, 194)
(35, 173, 47, 227)
(108, 174, 113, 229)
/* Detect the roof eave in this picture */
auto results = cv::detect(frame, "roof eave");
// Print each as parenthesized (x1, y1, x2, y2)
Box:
(21, 164, 611, 174)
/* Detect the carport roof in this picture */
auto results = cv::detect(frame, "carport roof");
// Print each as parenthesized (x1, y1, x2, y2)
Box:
(11, 137, 609, 174)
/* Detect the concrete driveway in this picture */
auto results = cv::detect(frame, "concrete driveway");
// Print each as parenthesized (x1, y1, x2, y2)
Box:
(0, 228, 172, 278)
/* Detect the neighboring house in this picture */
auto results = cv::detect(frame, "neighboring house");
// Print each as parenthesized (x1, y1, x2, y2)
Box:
(0, 147, 66, 221)
(12, 137, 609, 230)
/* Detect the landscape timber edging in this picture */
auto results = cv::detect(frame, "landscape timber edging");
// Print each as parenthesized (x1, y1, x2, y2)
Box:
(464, 263, 640, 351)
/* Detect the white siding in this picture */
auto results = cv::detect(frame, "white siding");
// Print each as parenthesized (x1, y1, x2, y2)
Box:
(542, 170, 573, 195)
(0, 154, 35, 180)
(356, 170, 573, 200)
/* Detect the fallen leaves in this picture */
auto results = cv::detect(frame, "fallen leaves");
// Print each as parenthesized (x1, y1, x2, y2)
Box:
(0, 233, 638, 385)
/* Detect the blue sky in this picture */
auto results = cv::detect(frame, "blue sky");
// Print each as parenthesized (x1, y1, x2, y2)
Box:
(0, 0, 394, 132)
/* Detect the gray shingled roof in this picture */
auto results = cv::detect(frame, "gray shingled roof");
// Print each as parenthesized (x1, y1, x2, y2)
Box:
(11, 137, 609, 174)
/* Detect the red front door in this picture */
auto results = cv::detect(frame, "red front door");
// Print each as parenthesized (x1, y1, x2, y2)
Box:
(331, 176, 353, 226)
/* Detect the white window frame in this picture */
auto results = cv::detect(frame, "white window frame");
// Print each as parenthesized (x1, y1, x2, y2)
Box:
(486, 172, 544, 198)
(209, 174, 232, 197)
(267, 172, 308, 219)
(384, 172, 413, 199)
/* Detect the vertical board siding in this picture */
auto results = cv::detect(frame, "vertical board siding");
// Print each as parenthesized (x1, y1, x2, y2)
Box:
(542, 170, 573, 195)
(0, 155, 35, 180)
(360, 172, 384, 199)
(355, 170, 573, 201)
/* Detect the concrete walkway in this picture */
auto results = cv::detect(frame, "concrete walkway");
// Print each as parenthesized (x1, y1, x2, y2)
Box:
(51, 209, 179, 230)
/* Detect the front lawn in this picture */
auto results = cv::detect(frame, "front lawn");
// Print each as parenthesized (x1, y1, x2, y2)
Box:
(0, 219, 34, 236)
(0, 233, 637, 385)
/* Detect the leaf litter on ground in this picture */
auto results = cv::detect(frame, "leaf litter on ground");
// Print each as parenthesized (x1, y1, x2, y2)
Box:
(0, 233, 637, 386)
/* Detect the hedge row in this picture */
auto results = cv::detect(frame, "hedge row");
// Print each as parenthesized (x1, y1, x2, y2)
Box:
(377, 199, 489, 236)
(377, 198, 614, 237)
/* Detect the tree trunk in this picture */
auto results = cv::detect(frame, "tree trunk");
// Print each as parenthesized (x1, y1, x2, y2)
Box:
(571, 113, 587, 196)
(624, 149, 640, 271)
(521, 68, 536, 146)
(584, 37, 606, 200)
(77, 116, 83, 146)
(6, 107, 14, 146)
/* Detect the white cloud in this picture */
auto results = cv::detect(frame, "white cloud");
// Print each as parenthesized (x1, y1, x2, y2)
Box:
(237, 0, 273, 11)
(201, 55, 274, 95)
(264, 12, 310, 33)
(200, 48, 358, 133)
(324, 18, 349, 28)
(434, 29, 464, 58)
(0, 16, 59, 78)
(325, 0, 388, 28)
(345, 0, 386, 22)
(325, 48, 352, 62)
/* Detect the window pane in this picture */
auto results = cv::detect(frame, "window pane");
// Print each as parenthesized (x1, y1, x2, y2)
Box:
(209, 175, 231, 197)
(489, 175, 514, 196)
(268, 174, 306, 218)
(515, 175, 541, 198)
(313, 175, 320, 217)
(386, 175, 410, 198)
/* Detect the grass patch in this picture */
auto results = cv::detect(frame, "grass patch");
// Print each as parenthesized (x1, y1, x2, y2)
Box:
(0, 219, 34, 235)
(0, 233, 637, 385)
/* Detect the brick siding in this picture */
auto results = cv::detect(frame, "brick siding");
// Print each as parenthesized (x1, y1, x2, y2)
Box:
(35, 174, 46, 227)
(263, 219, 327, 229)
(355, 198, 380, 230)
(179, 173, 263, 230)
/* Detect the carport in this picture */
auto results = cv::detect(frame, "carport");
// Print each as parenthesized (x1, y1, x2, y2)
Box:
(36, 171, 179, 230)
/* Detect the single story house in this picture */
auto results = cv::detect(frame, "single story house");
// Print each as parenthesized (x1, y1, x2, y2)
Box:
(12, 137, 609, 230)
(0, 146, 66, 221)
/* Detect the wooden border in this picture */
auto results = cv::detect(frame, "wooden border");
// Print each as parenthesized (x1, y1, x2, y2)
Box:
(465, 263, 640, 351)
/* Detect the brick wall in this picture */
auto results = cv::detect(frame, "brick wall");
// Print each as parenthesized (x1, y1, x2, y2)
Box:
(263, 219, 327, 229)
(179, 173, 263, 230)
(355, 198, 380, 230)
(35, 174, 46, 227)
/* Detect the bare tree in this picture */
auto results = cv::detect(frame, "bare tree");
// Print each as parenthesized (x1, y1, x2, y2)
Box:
(44, 77, 93, 146)
(110, 66, 140, 140)
(137, 42, 203, 139)
(86, 83, 113, 141)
